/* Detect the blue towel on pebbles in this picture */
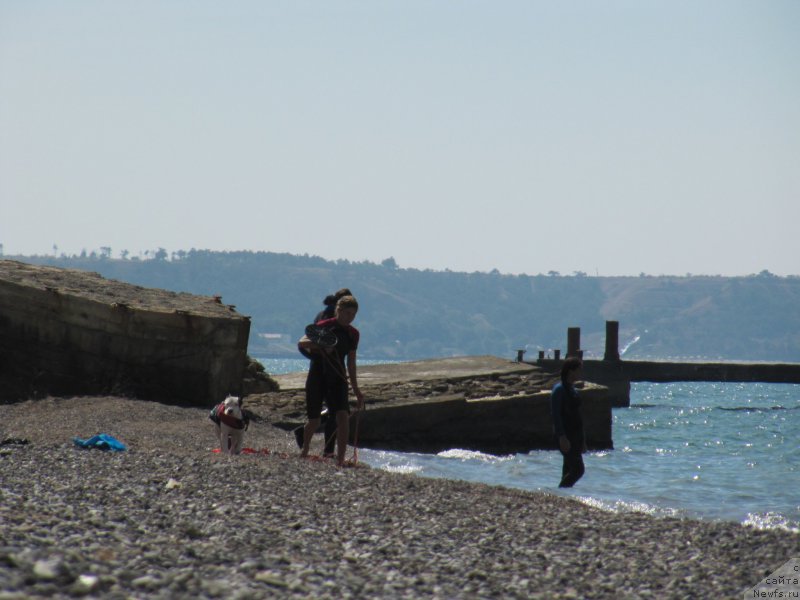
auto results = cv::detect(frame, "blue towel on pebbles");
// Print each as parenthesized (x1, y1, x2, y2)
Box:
(73, 434, 127, 452)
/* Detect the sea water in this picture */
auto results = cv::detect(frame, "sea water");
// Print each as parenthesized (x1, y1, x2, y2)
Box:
(259, 359, 800, 532)
(260, 357, 396, 374)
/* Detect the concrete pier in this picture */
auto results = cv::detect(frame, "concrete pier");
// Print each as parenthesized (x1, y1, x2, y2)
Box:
(354, 384, 612, 454)
(0, 260, 251, 405)
(536, 321, 800, 406)
(270, 356, 613, 454)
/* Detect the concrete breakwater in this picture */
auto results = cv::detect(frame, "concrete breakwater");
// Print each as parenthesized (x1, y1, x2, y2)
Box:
(351, 383, 611, 454)
(0, 260, 263, 405)
(610, 359, 800, 383)
(259, 356, 613, 454)
(537, 357, 800, 407)
(532, 320, 800, 406)
(0, 260, 607, 455)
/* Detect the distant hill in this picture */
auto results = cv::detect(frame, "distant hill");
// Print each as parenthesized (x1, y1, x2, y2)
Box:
(10, 251, 800, 362)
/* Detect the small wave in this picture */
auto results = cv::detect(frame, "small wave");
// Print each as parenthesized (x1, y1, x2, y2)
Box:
(358, 449, 424, 475)
(575, 496, 684, 519)
(716, 405, 796, 413)
(384, 464, 423, 475)
(630, 404, 797, 412)
(742, 512, 800, 533)
(437, 449, 513, 463)
(655, 447, 677, 456)
(620, 335, 641, 356)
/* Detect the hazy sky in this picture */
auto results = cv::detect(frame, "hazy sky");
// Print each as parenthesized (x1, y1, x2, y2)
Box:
(2, 1, 798, 276)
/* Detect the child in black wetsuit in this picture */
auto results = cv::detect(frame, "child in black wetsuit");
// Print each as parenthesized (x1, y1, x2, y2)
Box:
(550, 357, 586, 488)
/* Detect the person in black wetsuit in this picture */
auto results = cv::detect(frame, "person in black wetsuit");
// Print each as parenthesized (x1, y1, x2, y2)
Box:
(299, 295, 364, 466)
(550, 357, 586, 488)
(307, 288, 351, 456)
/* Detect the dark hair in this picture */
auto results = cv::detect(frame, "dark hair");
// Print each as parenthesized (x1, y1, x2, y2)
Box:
(323, 288, 352, 307)
(560, 357, 583, 385)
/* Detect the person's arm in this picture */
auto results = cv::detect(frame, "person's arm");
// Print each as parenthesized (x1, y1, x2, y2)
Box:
(298, 335, 315, 358)
(347, 350, 364, 409)
(550, 385, 570, 452)
(298, 335, 320, 354)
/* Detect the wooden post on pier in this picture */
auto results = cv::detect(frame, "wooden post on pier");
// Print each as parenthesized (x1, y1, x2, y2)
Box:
(604, 320, 620, 361)
(567, 327, 581, 358)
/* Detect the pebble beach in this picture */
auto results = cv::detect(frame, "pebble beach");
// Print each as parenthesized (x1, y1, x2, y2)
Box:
(1, 396, 798, 599)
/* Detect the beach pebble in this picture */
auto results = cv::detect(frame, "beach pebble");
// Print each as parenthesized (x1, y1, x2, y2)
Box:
(32, 559, 60, 581)
(0, 396, 798, 598)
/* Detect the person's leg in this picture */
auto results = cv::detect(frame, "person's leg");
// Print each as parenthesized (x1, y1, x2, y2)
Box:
(559, 447, 584, 488)
(335, 410, 349, 466)
(561, 452, 570, 481)
(293, 424, 304, 449)
(302, 362, 324, 457)
(573, 452, 585, 484)
(558, 451, 571, 487)
(323, 413, 336, 457)
(301, 418, 320, 457)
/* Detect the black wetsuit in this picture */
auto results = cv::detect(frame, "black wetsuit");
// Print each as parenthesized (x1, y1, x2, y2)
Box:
(313, 317, 359, 414)
(301, 316, 359, 455)
(551, 381, 585, 488)
(298, 308, 334, 452)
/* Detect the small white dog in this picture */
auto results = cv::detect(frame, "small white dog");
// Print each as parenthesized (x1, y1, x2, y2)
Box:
(209, 395, 249, 454)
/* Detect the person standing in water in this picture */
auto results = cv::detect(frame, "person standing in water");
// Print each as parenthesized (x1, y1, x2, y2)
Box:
(299, 295, 364, 466)
(550, 357, 586, 488)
